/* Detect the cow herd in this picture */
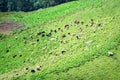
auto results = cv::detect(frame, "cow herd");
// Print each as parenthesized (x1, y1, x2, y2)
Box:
(4, 19, 103, 76)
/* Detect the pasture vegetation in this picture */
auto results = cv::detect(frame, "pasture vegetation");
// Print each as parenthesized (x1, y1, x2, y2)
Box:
(0, 0, 120, 80)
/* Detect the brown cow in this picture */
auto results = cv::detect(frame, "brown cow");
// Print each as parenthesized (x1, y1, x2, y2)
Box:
(64, 24, 69, 29)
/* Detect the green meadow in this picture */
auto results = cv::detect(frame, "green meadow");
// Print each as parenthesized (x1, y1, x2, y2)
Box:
(0, 0, 120, 80)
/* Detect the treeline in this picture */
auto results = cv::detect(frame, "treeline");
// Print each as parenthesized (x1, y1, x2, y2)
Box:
(0, 0, 75, 12)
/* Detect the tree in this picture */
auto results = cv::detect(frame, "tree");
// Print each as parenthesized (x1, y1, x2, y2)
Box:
(0, 0, 74, 12)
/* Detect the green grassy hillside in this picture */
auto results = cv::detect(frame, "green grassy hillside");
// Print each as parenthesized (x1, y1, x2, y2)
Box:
(0, 0, 120, 80)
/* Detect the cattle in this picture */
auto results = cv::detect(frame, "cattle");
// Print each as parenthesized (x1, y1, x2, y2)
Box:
(50, 30, 53, 32)
(76, 35, 79, 39)
(41, 34, 45, 37)
(76, 33, 80, 39)
(31, 69, 36, 73)
(79, 28, 82, 31)
(54, 30, 57, 33)
(58, 28, 61, 31)
(19, 54, 22, 57)
(86, 24, 88, 27)
(90, 21, 94, 27)
(46, 33, 52, 37)
(23, 37, 27, 40)
(23, 61, 26, 63)
(97, 23, 102, 27)
(30, 35, 33, 39)
(37, 32, 42, 35)
(62, 34, 66, 38)
(74, 20, 80, 25)
(108, 52, 114, 57)
(16, 73, 19, 76)
(23, 40, 27, 44)
(90, 19, 94, 26)
(61, 29, 63, 32)
(64, 24, 69, 29)
(72, 33, 76, 37)
(37, 31, 45, 35)
(37, 39, 39, 42)
(81, 21, 84, 25)
(68, 33, 71, 35)
(36, 66, 42, 71)
(6, 50, 9, 53)
(13, 54, 17, 58)
(15, 36, 18, 40)
(50, 38, 56, 41)
(60, 40, 63, 43)
(91, 19, 93, 21)
(26, 67, 29, 70)
(41, 31, 45, 33)
(62, 50, 66, 54)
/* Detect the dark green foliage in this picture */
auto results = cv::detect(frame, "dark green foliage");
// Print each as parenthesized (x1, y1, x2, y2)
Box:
(0, 34, 6, 40)
(0, 0, 74, 12)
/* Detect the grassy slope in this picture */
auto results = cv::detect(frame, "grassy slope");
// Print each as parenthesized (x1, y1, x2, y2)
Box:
(0, 0, 120, 80)
(0, 0, 99, 28)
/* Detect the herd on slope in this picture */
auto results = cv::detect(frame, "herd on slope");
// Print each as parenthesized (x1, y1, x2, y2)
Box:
(3, 18, 106, 76)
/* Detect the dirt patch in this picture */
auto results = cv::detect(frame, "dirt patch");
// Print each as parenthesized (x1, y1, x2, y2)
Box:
(0, 21, 23, 34)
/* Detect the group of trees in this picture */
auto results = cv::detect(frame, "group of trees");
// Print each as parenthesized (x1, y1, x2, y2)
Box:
(0, 0, 74, 12)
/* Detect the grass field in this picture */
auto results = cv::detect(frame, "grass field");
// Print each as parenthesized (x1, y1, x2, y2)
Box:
(0, 0, 120, 80)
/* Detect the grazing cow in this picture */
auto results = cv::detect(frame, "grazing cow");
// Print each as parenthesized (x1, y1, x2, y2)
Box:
(31, 69, 36, 73)
(54, 30, 57, 33)
(90, 19, 94, 26)
(23, 40, 27, 44)
(63, 40, 68, 44)
(16, 73, 19, 76)
(37, 32, 41, 35)
(62, 34, 66, 38)
(68, 33, 71, 35)
(86, 24, 88, 27)
(37, 31, 45, 36)
(26, 67, 29, 70)
(36, 66, 42, 71)
(6, 50, 9, 53)
(50, 30, 53, 32)
(81, 21, 84, 25)
(97, 23, 102, 27)
(41, 34, 45, 37)
(46, 33, 52, 37)
(37, 39, 39, 42)
(19, 54, 22, 57)
(64, 24, 69, 29)
(79, 28, 82, 31)
(108, 52, 114, 57)
(15, 36, 18, 40)
(76, 33, 80, 39)
(72, 33, 76, 37)
(62, 50, 66, 54)
(61, 29, 63, 32)
(30, 35, 33, 39)
(13, 54, 17, 58)
(74, 20, 80, 25)
(90, 21, 94, 27)
(23, 37, 27, 40)
(76, 35, 79, 39)
(41, 31, 45, 33)
(50, 38, 56, 41)
(60, 40, 63, 43)
(91, 19, 94, 21)
(58, 28, 61, 31)
(23, 61, 26, 63)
